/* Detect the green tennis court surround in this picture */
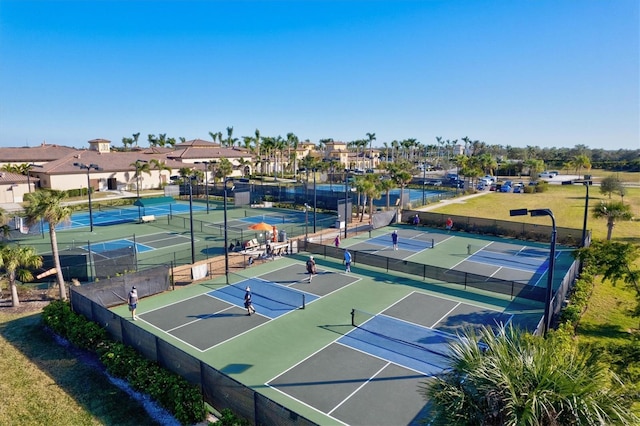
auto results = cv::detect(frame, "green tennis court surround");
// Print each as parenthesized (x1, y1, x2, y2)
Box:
(133, 196, 175, 206)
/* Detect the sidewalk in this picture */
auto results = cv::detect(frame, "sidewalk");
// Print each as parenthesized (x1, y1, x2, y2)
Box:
(416, 190, 491, 212)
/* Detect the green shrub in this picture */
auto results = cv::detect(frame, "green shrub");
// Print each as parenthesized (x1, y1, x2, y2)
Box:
(42, 301, 206, 425)
(534, 181, 549, 193)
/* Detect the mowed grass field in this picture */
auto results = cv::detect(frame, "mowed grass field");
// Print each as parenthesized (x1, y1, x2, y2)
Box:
(433, 184, 640, 244)
(1, 175, 638, 425)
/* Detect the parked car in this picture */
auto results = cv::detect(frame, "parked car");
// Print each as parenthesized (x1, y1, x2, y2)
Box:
(500, 184, 512, 193)
(538, 171, 556, 178)
(512, 183, 524, 193)
(489, 183, 497, 191)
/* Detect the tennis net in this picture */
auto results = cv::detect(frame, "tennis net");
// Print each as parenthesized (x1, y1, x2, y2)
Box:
(228, 272, 306, 310)
(350, 308, 455, 369)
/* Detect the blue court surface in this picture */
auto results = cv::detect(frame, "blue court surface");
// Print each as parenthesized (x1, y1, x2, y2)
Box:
(241, 213, 307, 226)
(468, 248, 550, 274)
(368, 234, 433, 251)
(209, 277, 319, 318)
(41, 201, 206, 232)
(339, 314, 456, 377)
(81, 238, 154, 254)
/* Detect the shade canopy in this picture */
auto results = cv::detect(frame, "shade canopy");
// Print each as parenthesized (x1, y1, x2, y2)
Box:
(248, 222, 273, 231)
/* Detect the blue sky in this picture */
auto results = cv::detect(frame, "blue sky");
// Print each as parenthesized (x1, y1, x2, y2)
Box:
(1, 0, 638, 151)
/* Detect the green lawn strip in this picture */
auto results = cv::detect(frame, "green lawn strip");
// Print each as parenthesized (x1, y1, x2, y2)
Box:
(0, 311, 161, 426)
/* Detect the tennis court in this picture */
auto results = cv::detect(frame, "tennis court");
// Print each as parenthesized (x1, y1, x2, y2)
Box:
(37, 200, 206, 232)
(343, 228, 573, 290)
(266, 289, 536, 425)
(112, 247, 544, 425)
(80, 232, 193, 257)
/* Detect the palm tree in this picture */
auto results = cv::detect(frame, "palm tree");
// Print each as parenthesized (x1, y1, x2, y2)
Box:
(378, 177, 395, 211)
(424, 324, 638, 425)
(149, 159, 172, 188)
(0, 207, 10, 241)
(130, 160, 151, 192)
(132, 132, 140, 147)
(571, 154, 592, 179)
(0, 244, 43, 307)
(360, 174, 382, 222)
(593, 201, 633, 240)
(366, 132, 376, 169)
(23, 190, 71, 301)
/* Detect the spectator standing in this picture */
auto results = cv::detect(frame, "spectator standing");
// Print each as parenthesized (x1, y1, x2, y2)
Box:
(413, 214, 420, 228)
(334, 234, 340, 249)
(344, 250, 352, 273)
(128, 286, 139, 320)
(244, 286, 256, 316)
(391, 230, 399, 250)
(446, 217, 454, 232)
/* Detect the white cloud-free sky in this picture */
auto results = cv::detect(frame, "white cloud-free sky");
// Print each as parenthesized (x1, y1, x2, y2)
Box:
(1, 0, 638, 150)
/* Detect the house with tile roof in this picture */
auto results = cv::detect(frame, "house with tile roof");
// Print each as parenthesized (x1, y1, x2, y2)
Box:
(0, 139, 256, 195)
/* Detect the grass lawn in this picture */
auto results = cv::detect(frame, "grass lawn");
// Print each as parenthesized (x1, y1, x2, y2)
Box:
(433, 184, 640, 244)
(0, 309, 162, 426)
(1, 174, 637, 424)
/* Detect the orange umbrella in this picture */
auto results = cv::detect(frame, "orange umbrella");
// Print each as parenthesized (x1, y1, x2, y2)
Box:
(248, 222, 273, 231)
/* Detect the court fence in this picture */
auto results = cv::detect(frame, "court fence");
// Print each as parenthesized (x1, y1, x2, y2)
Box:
(405, 211, 587, 247)
(306, 242, 550, 302)
(69, 268, 317, 426)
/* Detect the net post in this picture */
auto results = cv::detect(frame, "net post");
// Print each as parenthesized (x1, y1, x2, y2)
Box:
(351, 308, 355, 326)
(301, 294, 305, 309)
(432, 238, 435, 248)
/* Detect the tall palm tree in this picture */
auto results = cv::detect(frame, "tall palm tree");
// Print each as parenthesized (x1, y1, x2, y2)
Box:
(0, 244, 43, 307)
(359, 174, 382, 222)
(132, 132, 140, 147)
(366, 132, 376, 169)
(424, 324, 637, 425)
(378, 177, 395, 211)
(150, 159, 172, 188)
(23, 190, 71, 300)
(287, 132, 300, 179)
(593, 201, 634, 240)
(130, 160, 151, 192)
(571, 154, 592, 179)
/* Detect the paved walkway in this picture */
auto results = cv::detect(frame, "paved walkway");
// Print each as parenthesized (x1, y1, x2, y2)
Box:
(417, 190, 491, 211)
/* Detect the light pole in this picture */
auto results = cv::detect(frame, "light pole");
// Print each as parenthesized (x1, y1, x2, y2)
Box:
(26, 163, 42, 193)
(344, 171, 349, 239)
(74, 162, 100, 232)
(575, 179, 592, 247)
(510, 208, 557, 336)
(223, 177, 234, 284)
(133, 159, 148, 221)
(422, 163, 426, 205)
(195, 161, 211, 213)
(313, 168, 317, 233)
(304, 203, 310, 243)
(188, 176, 196, 264)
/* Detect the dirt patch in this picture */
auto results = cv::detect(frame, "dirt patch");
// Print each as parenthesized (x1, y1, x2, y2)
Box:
(0, 289, 52, 315)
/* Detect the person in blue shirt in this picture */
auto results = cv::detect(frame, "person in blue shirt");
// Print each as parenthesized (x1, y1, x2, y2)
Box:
(391, 230, 399, 250)
(344, 249, 352, 273)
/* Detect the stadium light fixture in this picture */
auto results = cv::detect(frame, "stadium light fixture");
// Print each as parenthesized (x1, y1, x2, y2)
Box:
(510, 208, 556, 336)
(74, 162, 101, 232)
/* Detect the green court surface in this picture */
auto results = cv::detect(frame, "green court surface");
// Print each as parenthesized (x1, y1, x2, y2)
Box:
(26, 203, 570, 424)
(112, 249, 544, 425)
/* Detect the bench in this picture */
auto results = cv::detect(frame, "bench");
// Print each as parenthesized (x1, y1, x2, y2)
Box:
(140, 215, 156, 223)
(244, 238, 260, 250)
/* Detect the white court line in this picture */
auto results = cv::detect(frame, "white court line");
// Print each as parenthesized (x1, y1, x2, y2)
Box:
(328, 362, 391, 415)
